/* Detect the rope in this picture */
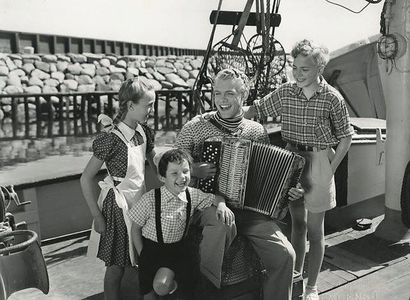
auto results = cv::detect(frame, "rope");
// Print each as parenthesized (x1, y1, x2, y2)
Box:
(266, 0, 271, 39)
(193, 0, 224, 114)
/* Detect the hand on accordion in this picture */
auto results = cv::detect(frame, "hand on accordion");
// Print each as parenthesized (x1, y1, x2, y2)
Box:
(192, 162, 217, 179)
(287, 183, 305, 202)
(215, 202, 235, 226)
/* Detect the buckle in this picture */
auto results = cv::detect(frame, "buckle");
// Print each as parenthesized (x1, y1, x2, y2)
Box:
(299, 144, 314, 151)
(288, 142, 313, 151)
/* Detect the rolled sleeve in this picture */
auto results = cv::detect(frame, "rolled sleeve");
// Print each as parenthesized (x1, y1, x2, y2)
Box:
(253, 88, 283, 120)
(330, 95, 354, 139)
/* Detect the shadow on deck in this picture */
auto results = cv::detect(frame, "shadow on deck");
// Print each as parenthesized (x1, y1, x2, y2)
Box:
(7, 212, 410, 300)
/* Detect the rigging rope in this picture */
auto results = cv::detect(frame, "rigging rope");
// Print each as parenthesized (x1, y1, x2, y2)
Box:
(193, 0, 224, 114)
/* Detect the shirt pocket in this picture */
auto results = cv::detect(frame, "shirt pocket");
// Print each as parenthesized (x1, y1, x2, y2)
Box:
(314, 117, 332, 142)
(162, 207, 187, 221)
(176, 207, 188, 222)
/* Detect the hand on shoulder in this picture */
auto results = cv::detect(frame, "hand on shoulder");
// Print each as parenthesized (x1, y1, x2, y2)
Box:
(243, 105, 256, 119)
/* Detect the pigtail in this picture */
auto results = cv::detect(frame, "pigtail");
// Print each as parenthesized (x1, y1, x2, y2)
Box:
(113, 79, 133, 124)
(112, 103, 127, 124)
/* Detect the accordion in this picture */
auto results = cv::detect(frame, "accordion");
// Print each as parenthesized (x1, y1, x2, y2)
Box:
(198, 137, 305, 219)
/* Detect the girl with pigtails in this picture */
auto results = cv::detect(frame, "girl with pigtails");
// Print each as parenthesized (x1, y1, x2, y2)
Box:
(81, 77, 156, 299)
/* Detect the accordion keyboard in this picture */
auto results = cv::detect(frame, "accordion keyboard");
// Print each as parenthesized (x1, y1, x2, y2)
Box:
(198, 141, 222, 193)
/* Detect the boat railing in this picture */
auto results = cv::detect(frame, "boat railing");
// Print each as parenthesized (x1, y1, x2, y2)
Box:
(0, 89, 208, 140)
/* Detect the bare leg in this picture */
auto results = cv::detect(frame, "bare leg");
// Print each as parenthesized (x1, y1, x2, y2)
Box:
(121, 266, 143, 300)
(289, 199, 308, 274)
(306, 211, 325, 287)
(104, 265, 124, 300)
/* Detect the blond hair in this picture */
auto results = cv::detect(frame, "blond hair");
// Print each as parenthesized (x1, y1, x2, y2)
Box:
(214, 68, 250, 94)
(290, 39, 330, 69)
(113, 77, 155, 124)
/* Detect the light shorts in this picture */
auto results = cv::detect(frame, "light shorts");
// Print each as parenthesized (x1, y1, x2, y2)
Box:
(287, 146, 336, 213)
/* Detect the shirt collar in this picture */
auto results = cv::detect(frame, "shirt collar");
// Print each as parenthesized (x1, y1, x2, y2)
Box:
(117, 121, 140, 142)
(290, 76, 327, 97)
(317, 76, 327, 93)
(161, 186, 188, 203)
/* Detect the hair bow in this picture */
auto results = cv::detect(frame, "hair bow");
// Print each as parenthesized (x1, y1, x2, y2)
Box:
(98, 114, 114, 132)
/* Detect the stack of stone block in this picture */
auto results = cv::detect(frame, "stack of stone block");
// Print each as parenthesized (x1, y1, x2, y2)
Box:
(0, 52, 204, 95)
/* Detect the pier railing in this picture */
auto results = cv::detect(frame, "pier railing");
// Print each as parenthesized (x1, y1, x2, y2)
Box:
(0, 89, 204, 140)
(0, 29, 205, 56)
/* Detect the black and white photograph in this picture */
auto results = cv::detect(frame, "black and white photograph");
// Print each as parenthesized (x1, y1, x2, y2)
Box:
(0, 1, 409, 299)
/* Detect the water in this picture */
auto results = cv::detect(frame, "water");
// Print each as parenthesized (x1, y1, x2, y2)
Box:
(0, 129, 178, 187)
(0, 136, 94, 169)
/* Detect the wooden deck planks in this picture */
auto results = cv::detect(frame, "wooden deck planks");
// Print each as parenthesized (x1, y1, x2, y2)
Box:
(321, 257, 410, 300)
(324, 245, 385, 277)
(7, 215, 410, 300)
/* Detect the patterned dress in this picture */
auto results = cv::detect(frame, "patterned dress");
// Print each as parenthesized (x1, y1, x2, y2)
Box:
(92, 123, 154, 267)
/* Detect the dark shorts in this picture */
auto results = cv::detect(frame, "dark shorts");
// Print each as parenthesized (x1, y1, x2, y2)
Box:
(138, 237, 194, 295)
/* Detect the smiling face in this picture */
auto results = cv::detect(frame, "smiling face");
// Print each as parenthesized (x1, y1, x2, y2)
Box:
(161, 159, 191, 196)
(213, 77, 245, 119)
(292, 54, 322, 91)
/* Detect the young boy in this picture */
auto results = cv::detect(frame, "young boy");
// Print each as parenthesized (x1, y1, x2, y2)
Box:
(245, 39, 354, 300)
(128, 148, 234, 300)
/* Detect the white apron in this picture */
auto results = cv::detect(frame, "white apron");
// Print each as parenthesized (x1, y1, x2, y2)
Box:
(87, 125, 147, 266)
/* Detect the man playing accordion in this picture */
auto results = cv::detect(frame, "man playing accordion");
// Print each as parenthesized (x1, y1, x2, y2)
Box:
(175, 68, 304, 300)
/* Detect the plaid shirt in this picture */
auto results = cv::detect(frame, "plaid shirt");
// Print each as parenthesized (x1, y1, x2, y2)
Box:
(254, 79, 354, 148)
(128, 186, 214, 243)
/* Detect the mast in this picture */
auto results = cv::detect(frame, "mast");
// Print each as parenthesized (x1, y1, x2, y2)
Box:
(375, 0, 410, 241)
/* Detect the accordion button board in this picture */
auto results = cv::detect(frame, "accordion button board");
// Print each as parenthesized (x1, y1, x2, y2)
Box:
(198, 140, 222, 193)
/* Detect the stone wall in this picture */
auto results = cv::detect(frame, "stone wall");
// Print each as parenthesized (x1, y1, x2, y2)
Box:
(0, 53, 203, 95)
(0, 51, 291, 123)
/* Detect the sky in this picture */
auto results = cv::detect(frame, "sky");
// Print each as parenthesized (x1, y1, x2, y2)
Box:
(0, 0, 384, 53)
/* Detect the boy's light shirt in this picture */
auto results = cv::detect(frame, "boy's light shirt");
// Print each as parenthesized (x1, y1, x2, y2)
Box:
(164, 186, 189, 219)
(164, 186, 189, 202)
(129, 186, 215, 243)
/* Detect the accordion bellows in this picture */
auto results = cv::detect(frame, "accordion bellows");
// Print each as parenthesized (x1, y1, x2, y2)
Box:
(199, 137, 305, 219)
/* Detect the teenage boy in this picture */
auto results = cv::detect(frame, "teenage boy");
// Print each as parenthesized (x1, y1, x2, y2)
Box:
(245, 39, 354, 300)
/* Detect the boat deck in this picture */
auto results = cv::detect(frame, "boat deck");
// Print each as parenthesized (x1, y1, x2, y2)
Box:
(7, 211, 410, 300)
